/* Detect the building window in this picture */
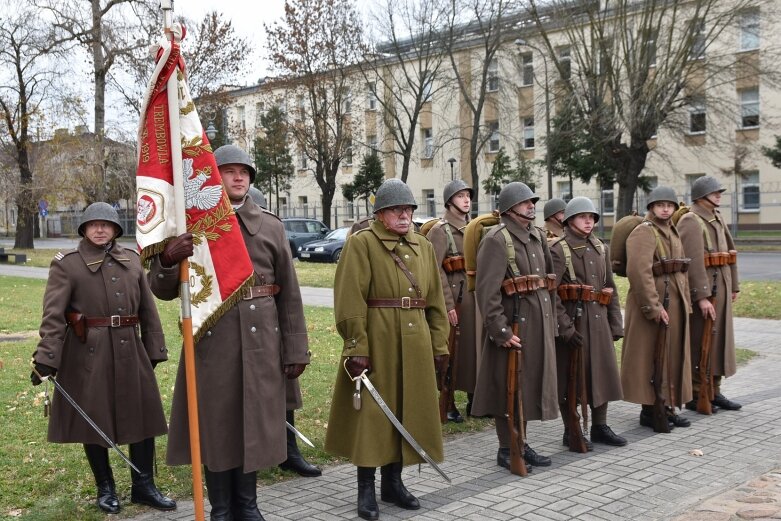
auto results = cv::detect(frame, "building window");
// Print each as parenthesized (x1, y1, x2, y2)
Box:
(367, 82, 378, 110)
(299, 149, 308, 170)
(689, 99, 706, 134)
(423, 189, 435, 217)
(296, 95, 305, 120)
(347, 202, 355, 219)
(487, 59, 499, 92)
(367, 134, 378, 151)
(421, 128, 433, 158)
(739, 87, 759, 128)
(521, 53, 533, 86)
(522, 117, 535, 149)
(422, 71, 433, 102)
(690, 19, 706, 60)
(740, 9, 760, 51)
(601, 189, 614, 215)
(488, 121, 500, 153)
(345, 138, 353, 165)
(343, 88, 352, 114)
(237, 105, 246, 130)
(558, 46, 571, 80)
(255, 102, 264, 128)
(557, 180, 571, 201)
(597, 38, 613, 75)
(644, 29, 657, 66)
(740, 171, 759, 211)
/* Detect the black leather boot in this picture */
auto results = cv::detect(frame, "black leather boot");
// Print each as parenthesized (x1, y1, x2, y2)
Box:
(380, 462, 419, 510)
(129, 438, 177, 511)
(232, 468, 264, 521)
(590, 424, 628, 446)
(84, 444, 120, 514)
(279, 410, 322, 477)
(562, 428, 594, 451)
(204, 467, 234, 521)
(496, 448, 532, 472)
(357, 467, 379, 520)
(523, 444, 552, 467)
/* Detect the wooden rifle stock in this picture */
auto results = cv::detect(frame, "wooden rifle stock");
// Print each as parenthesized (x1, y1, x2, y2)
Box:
(566, 301, 588, 452)
(696, 271, 718, 414)
(439, 281, 464, 423)
(651, 278, 671, 433)
(506, 296, 528, 476)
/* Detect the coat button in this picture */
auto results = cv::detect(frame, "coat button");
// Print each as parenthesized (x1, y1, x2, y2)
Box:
(107, 262, 113, 266)
(206, 331, 212, 337)
(250, 304, 256, 310)
(501, 327, 506, 333)
(89, 347, 94, 353)
(158, 273, 164, 279)
(275, 326, 279, 332)
(115, 292, 121, 297)
(408, 287, 414, 293)
(48, 353, 54, 359)
(160, 347, 166, 352)
(250, 326, 257, 333)
(544, 297, 548, 302)
(120, 339, 126, 344)
(532, 253, 536, 257)
(408, 323, 413, 327)
(111, 276, 117, 282)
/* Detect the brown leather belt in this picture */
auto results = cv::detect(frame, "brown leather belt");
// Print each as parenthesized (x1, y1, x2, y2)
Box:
(704, 250, 737, 267)
(366, 297, 427, 309)
(244, 284, 281, 300)
(442, 255, 466, 273)
(501, 274, 557, 296)
(558, 284, 614, 306)
(652, 258, 691, 277)
(84, 315, 139, 327)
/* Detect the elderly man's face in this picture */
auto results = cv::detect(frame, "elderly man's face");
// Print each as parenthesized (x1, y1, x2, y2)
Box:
(376, 205, 414, 235)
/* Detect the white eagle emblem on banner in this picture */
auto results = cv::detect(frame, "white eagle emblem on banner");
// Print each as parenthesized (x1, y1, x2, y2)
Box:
(183, 158, 223, 211)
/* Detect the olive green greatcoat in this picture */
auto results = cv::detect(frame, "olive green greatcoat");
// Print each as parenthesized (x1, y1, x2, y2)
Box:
(325, 220, 449, 467)
(34, 240, 168, 446)
(471, 217, 559, 422)
(150, 197, 310, 473)
(677, 204, 739, 379)
(427, 207, 480, 393)
(620, 214, 693, 407)
(550, 228, 623, 408)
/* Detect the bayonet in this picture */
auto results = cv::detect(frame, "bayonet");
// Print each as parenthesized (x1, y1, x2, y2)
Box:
(286, 421, 315, 448)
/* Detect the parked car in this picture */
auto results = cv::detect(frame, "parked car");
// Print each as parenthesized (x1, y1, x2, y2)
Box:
(282, 218, 330, 258)
(298, 227, 349, 262)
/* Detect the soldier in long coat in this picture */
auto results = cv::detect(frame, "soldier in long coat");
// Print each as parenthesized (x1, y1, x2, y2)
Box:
(151, 145, 310, 520)
(550, 197, 625, 451)
(31, 202, 175, 514)
(620, 187, 693, 432)
(678, 175, 741, 412)
(426, 179, 480, 421)
(472, 182, 558, 472)
(326, 179, 449, 521)
(543, 198, 567, 240)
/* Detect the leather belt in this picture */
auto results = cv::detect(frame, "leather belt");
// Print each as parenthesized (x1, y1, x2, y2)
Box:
(651, 258, 691, 277)
(244, 284, 281, 299)
(366, 297, 427, 309)
(84, 315, 139, 327)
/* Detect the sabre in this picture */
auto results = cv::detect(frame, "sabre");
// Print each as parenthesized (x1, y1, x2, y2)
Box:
(286, 421, 315, 448)
(31, 365, 140, 473)
(345, 363, 451, 484)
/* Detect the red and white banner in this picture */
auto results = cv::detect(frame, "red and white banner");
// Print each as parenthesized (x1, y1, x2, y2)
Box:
(136, 25, 253, 341)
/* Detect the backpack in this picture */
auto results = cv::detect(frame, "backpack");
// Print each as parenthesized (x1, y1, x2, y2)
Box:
(419, 218, 441, 237)
(671, 202, 690, 225)
(609, 213, 643, 277)
(463, 212, 501, 291)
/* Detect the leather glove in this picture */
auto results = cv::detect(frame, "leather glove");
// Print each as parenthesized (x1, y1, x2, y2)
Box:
(151, 359, 161, 369)
(345, 356, 371, 378)
(434, 354, 450, 377)
(31, 363, 56, 386)
(284, 363, 307, 379)
(161, 233, 194, 267)
(566, 330, 584, 349)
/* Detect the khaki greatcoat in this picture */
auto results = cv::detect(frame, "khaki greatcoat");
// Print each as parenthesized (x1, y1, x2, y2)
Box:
(471, 218, 559, 421)
(426, 207, 480, 393)
(151, 197, 310, 473)
(550, 228, 624, 407)
(677, 204, 739, 379)
(325, 220, 449, 467)
(34, 240, 168, 446)
(620, 214, 692, 407)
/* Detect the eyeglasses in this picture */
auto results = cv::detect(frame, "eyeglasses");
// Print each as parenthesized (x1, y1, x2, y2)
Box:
(386, 206, 415, 217)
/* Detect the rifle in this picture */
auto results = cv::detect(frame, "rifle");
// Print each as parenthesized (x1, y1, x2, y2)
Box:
(651, 276, 671, 433)
(696, 270, 718, 414)
(439, 280, 464, 423)
(506, 288, 528, 476)
(565, 294, 588, 453)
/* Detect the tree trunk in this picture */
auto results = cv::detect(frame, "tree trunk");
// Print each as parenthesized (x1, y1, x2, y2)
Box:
(13, 143, 35, 248)
(616, 145, 649, 218)
(91, 0, 107, 202)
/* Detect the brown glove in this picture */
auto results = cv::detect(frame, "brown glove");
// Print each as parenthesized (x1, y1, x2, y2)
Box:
(161, 233, 194, 267)
(345, 356, 371, 378)
(434, 354, 450, 377)
(566, 330, 584, 349)
(284, 363, 307, 379)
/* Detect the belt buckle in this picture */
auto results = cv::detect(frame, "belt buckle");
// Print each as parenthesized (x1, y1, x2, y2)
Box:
(110, 315, 121, 327)
(401, 297, 411, 309)
(243, 288, 253, 300)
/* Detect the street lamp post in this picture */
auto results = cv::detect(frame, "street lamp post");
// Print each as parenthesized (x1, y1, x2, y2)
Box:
(447, 157, 457, 180)
(515, 38, 553, 201)
(205, 121, 218, 141)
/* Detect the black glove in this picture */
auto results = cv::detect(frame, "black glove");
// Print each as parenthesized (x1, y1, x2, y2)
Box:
(161, 233, 194, 267)
(566, 330, 584, 349)
(151, 359, 161, 369)
(31, 363, 56, 386)
(345, 356, 371, 378)
(284, 363, 307, 379)
(434, 354, 450, 377)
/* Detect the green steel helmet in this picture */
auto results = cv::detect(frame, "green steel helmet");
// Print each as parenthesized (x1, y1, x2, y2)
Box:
(563, 196, 600, 223)
(498, 182, 539, 214)
(214, 144, 256, 182)
(248, 186, 267, 209)
(543, 198, 567, 220)
(373, 178, 417, 213)
(646, 186, 679, 210)
(78, 202, 123, 238)
(691, 175, 726, 201)
(443, 179, 473, 206)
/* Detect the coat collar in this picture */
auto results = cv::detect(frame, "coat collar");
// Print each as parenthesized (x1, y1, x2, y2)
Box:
(562, 227, 596, 257)
(369, 219, 421, 255)
(443, 207, 468, 231)
(545, 219, 564, 238)
(501, 215, 533, 244)
(643, 212, 677, 238)
(691, 202, 723, 227)
(78, 240, 131, 272)
(235, 197, 264, 236)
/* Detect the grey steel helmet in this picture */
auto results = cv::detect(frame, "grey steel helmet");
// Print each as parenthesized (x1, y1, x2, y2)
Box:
(78, 202, 123, 238)
(563, 196, 600, 223)
(691, 175, 726, 201)
(248, 186, 267, 209)
(373, 178, 417, 213)
(443, 179, 473, 206)
(543, 198, 567, 220)
(214, 144, 256, 182)
(646, 186, 679, 210)
(497, 182, 539, 214)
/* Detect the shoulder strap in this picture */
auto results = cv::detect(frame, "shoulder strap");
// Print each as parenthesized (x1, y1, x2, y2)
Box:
(499, 227, 520, 277)
(642, 221, 668, 260)
(444, 222, 459, 256)
(694, 214, 715, 252)
(368, 228, 423, 297)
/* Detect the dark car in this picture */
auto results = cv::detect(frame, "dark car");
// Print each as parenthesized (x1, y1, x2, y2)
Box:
(282, 218, 330, 258)
(298, 227, 349, 262)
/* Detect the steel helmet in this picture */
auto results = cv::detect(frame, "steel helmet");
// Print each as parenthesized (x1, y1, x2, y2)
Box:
(248, 186, 267, 209)
(543, 198, 567, 220)
(373, 178, 417, 213)
(563, 196, 600, 223)
(646, 186, 679, 210)
(78, 202, 123, 238)
(690, 175, 726, 201)
(443, 179, 473, 206)
(497, 182, 539, 214)
(214, 144, 256, 182)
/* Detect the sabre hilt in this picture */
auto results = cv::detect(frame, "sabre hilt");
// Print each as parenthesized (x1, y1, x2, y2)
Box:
(344, 359, 368, 410)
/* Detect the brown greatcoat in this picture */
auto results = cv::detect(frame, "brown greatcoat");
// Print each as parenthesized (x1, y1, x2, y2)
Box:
(620, 213, 693, 407)
(426, 207, 480, 392)
(471, 217, 559, 421)
(677, 204, 739, 378)
(150, 197, 310, 473)
(550, 228, 624, 407)
(325, 220, 449, 467)
(544, 218, 564, 240)
(34, 240, 168, 446)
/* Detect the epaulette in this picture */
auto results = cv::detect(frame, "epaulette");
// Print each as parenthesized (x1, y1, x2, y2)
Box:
(352, 227, 371, 236)
(261, 208, 281, 221)
(53, 249, 78, 261)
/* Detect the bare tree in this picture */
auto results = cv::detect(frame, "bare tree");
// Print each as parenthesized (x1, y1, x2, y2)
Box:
(265, 0, 366, 228)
